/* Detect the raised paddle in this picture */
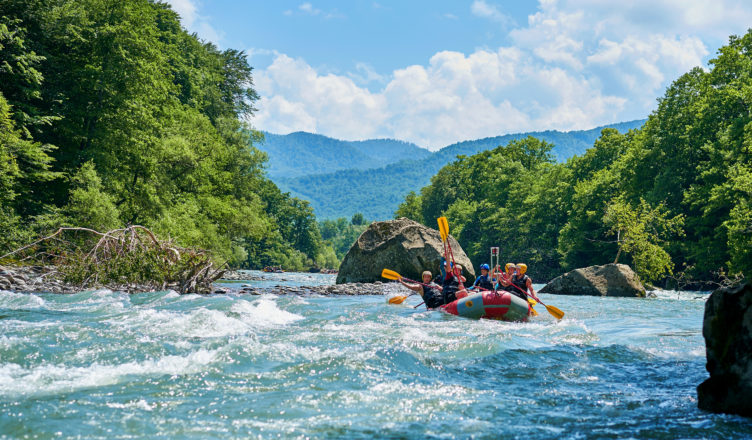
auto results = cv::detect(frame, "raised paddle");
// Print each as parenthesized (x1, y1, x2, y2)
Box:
(438, 216, 449, 242)
(436, 217, 465, 291)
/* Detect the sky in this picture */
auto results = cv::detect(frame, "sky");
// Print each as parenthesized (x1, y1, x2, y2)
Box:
(166, 0, 752, 150)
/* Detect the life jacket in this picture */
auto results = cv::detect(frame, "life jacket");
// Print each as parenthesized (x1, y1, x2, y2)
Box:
(473, 274, 494, 291)
(442, 273, 461, 304)
(510, 274, 530, 300)
(422, 283, 443, 309)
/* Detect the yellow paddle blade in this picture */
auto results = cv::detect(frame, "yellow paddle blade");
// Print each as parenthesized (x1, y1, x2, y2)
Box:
(545, 304, 565, 320)
(527, 297, 538, 306)
(388, 295, 407, 304)
(381, 268, 401, 280)
(530, 307, 539, 317)
(437, 217, 449, 242)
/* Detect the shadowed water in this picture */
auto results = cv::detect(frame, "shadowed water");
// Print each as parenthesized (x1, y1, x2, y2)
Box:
(1, 272, 750, 439)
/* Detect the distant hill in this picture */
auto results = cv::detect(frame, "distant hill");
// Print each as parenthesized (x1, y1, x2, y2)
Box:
(258, 132, 430, 178)
(270, 120, 647, 220)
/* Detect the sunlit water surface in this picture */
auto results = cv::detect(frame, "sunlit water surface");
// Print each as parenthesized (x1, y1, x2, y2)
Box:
(1, 271, 750, 439)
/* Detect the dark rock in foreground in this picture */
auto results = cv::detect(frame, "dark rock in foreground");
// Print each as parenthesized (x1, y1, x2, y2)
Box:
(337, 217, 475, 284)
(697, 281, 752, 417)
(540, 263, 645, 297)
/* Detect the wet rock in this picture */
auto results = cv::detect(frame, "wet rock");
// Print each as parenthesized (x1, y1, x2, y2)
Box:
(539, 263, 645, 297)
(697, 281, 752, 417)
(221, 270, 265, 281)
(336, 217, 475, 284)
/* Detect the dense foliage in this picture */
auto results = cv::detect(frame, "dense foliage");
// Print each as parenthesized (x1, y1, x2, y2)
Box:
(318, 214, 370, 263)
(0, 0, 334, 271)
(397, 31, 752, 284)
(278, 121, 645, 220)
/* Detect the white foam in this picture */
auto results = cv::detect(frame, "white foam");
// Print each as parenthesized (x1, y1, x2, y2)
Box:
(105, 399, 154, 411)
(231, 298, 304, 327)
(0, 349, 219, 397)
(115, 307, 251, 338)
(0, 291, 46, 309)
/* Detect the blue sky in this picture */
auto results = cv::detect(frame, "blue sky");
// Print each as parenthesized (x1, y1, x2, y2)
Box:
(167, 0, 752, 150)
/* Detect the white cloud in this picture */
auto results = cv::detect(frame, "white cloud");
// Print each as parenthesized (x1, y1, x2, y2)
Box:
(471, 0, 514, 26)
(299, 2, 320, 15)
(252, 0, 752, 149)
(291, 2, 345, 19)
(164, 0, 223, 44)
(254, 49, 624, 149)
(254, 55, 388, 140)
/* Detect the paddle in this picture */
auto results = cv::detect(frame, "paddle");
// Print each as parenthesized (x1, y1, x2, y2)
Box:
(500, 277, 564, 320)
(437, 217, 465, 301)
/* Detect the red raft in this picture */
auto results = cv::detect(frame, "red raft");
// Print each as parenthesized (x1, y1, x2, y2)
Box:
(441, 291, 531, 322)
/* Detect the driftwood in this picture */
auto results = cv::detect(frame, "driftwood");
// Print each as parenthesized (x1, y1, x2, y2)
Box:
(0, 226, 225, 294)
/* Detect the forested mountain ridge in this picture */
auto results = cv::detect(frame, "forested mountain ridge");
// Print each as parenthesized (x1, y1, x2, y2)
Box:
(258, 131, 430, 178)
(274, 120, 646, 220)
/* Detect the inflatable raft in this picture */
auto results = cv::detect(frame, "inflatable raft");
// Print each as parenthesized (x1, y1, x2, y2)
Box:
(441, 291, 531, 322)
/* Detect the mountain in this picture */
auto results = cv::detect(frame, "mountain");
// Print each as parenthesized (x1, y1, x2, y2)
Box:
(270, 120, 647, 220)
(257, 132, 430, 178)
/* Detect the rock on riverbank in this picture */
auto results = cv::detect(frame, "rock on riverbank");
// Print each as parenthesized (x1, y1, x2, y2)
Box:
(232, 281, 398, 296)
(539, 264, 646, 297)
(697, 281, 752, 417)
(337, 217, 475, 284)
(0, 265, 78, 294)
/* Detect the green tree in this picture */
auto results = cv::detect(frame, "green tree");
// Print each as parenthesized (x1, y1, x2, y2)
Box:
(603, 197, 685, 282)
(394, 191, 423, 222)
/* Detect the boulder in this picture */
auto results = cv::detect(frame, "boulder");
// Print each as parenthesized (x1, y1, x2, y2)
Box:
(539, 263, 645, 297)
(336, 218, 475, 284)
(697, 282, 752, 417)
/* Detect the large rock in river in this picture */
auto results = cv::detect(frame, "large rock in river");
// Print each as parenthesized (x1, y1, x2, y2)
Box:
(697, 282, 752, 417)
(539, 263, 646, 297)
(336, 218, 475, 284)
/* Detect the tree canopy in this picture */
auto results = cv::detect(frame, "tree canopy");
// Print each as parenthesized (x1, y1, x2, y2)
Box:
(0, 0, 335, 270)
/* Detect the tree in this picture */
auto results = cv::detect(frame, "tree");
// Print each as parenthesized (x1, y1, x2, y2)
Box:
(394, 191, 423, 222)
(351, 212, 365, 226)
(603, 197, 685, 282)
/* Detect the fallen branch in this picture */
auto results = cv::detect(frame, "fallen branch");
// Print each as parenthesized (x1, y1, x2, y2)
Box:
(1, 226, 224, 294)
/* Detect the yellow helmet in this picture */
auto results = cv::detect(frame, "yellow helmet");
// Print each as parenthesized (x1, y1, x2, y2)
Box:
(505, 263, 515, 272)
(517, 263, 527, 275)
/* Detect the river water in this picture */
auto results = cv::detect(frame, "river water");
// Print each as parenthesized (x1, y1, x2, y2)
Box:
(1, 271, 750, 439)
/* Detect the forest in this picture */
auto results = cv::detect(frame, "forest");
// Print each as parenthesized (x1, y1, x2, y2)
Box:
(0, 0, 334, 271)
(278, 120, 645, 220)
(396, 30, 752, 286)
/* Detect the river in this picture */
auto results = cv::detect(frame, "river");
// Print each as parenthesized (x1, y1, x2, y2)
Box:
(1, 271, 750, 439)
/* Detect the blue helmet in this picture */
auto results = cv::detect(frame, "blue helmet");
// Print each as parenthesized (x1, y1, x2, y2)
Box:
(480, 263, 490, 270)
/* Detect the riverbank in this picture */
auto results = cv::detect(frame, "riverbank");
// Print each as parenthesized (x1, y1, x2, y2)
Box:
(0, 266, 391, 296)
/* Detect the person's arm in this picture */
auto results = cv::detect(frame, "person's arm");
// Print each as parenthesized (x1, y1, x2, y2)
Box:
(398, 277, 422, 293)
(498, 272, 511, 286)
(526, 278, 536, 297)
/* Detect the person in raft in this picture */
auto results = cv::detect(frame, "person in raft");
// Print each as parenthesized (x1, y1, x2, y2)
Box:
(468, 263, 494, 292)
(398, 271, 444, 309)
(432, 257, 447, 285)
(442, 259, 467, 303)
(492, 263, 515, 292)
(509, 263, 535, 300)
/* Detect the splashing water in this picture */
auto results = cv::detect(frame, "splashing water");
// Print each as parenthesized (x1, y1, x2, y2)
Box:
(0, 274, 749, 439)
